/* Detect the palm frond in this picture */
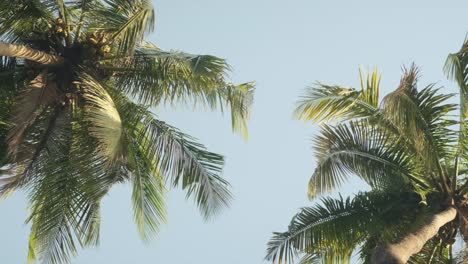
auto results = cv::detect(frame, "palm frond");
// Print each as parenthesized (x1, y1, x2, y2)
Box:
(88, 0, 154, 54)
(7, 71, 58, 157)
(0, 56, 22, 164)
(295, 68, 380, 123)
(103, 43, 254, 138)
(444, 39, 468, 184)
(265, 192, 421, 264)
(128, 136, 166, 240)
(309, 120, 425, 199)
(0, 1, 54, 43)
(114, 95, 232, 219)
(381, 65, 456, 193)
(78, 72, 124, 163)
(204, 81, 255, 140)
(102, 44, 230, 106)
(26, 104, 119, 264)
(25, 107, 79, 264)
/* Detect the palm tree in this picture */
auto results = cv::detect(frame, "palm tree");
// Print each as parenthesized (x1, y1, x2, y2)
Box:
(265, 65, 468, 263)
(0, 1, 254, 263)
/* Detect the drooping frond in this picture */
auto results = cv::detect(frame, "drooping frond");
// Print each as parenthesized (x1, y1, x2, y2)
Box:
(265, 192, 422, 264)
(103, 43, 254, 138)
(102, 44, 230, 106)
(295, 68, 381, 123)
(309, 120, 425, 199)
(128, 136, 166, 240)
(204, 81, 255, 140)
(114, 95, 232, 219)
(25, 101, 122, 264)
(78, 72, 124, 163)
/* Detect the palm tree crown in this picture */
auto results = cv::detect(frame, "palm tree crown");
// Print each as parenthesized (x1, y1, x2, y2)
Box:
(0, 1, 254, 263)
(266, 63, 468, 263)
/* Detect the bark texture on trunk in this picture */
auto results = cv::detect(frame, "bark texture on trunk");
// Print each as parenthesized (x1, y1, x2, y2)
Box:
(0, 41, 63, 65)
(371, 206, 457, 264)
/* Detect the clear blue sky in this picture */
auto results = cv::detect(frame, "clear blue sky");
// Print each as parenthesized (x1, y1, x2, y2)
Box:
(1, 1, 468, 263)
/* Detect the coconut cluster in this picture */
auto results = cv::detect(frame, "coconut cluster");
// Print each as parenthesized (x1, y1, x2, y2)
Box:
(45, 17, 112, 58)
(51, 18, 73, 38)
(86, 32, 111, 56)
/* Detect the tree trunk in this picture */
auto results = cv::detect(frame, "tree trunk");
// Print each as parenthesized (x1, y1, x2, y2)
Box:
(371, 206, 457, 264)
(0, 42, 63, 65)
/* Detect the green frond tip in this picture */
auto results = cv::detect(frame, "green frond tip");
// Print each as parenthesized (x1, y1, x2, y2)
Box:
(209, 81, 255, 141)
(358, 66, 381, 107)
(129, 138, 167, 240)
(294, 68, 381, 124)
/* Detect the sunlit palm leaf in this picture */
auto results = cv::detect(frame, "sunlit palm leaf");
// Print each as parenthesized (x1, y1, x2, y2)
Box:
(309, 120, 425, 199)
(79, 72, 124, 163)
(295, 68, 380, 123)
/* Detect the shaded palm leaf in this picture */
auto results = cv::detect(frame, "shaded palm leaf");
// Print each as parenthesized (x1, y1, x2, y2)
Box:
(265, 192, 422, 264)
(114, 96, 232, 219)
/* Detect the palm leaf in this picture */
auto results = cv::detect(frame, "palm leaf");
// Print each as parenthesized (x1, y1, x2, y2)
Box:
(88, 0, 154, 54)
(26, 104, 119, 264)
(102, 44, 230, 106)
(295, 68, 380, 123)
(128, 136, 166, 240)
(381, 65, 456, 193)
(78, 72, 124, 163)
(7, 71, 59, 157)
(204, 81, 255, 140)
(103, 43, 254, 138)
(114, 96, 232, 219)
(0, 0, 53, 43)
(265, 192, 422, 264)
(309, 120, 426, 199)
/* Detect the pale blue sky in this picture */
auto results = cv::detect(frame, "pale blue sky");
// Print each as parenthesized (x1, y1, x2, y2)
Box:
(2, 1, 468, 263)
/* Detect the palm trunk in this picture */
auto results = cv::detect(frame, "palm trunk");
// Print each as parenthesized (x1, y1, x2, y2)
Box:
(371, 206, 457, 264)
(0, 42, 63, 65)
